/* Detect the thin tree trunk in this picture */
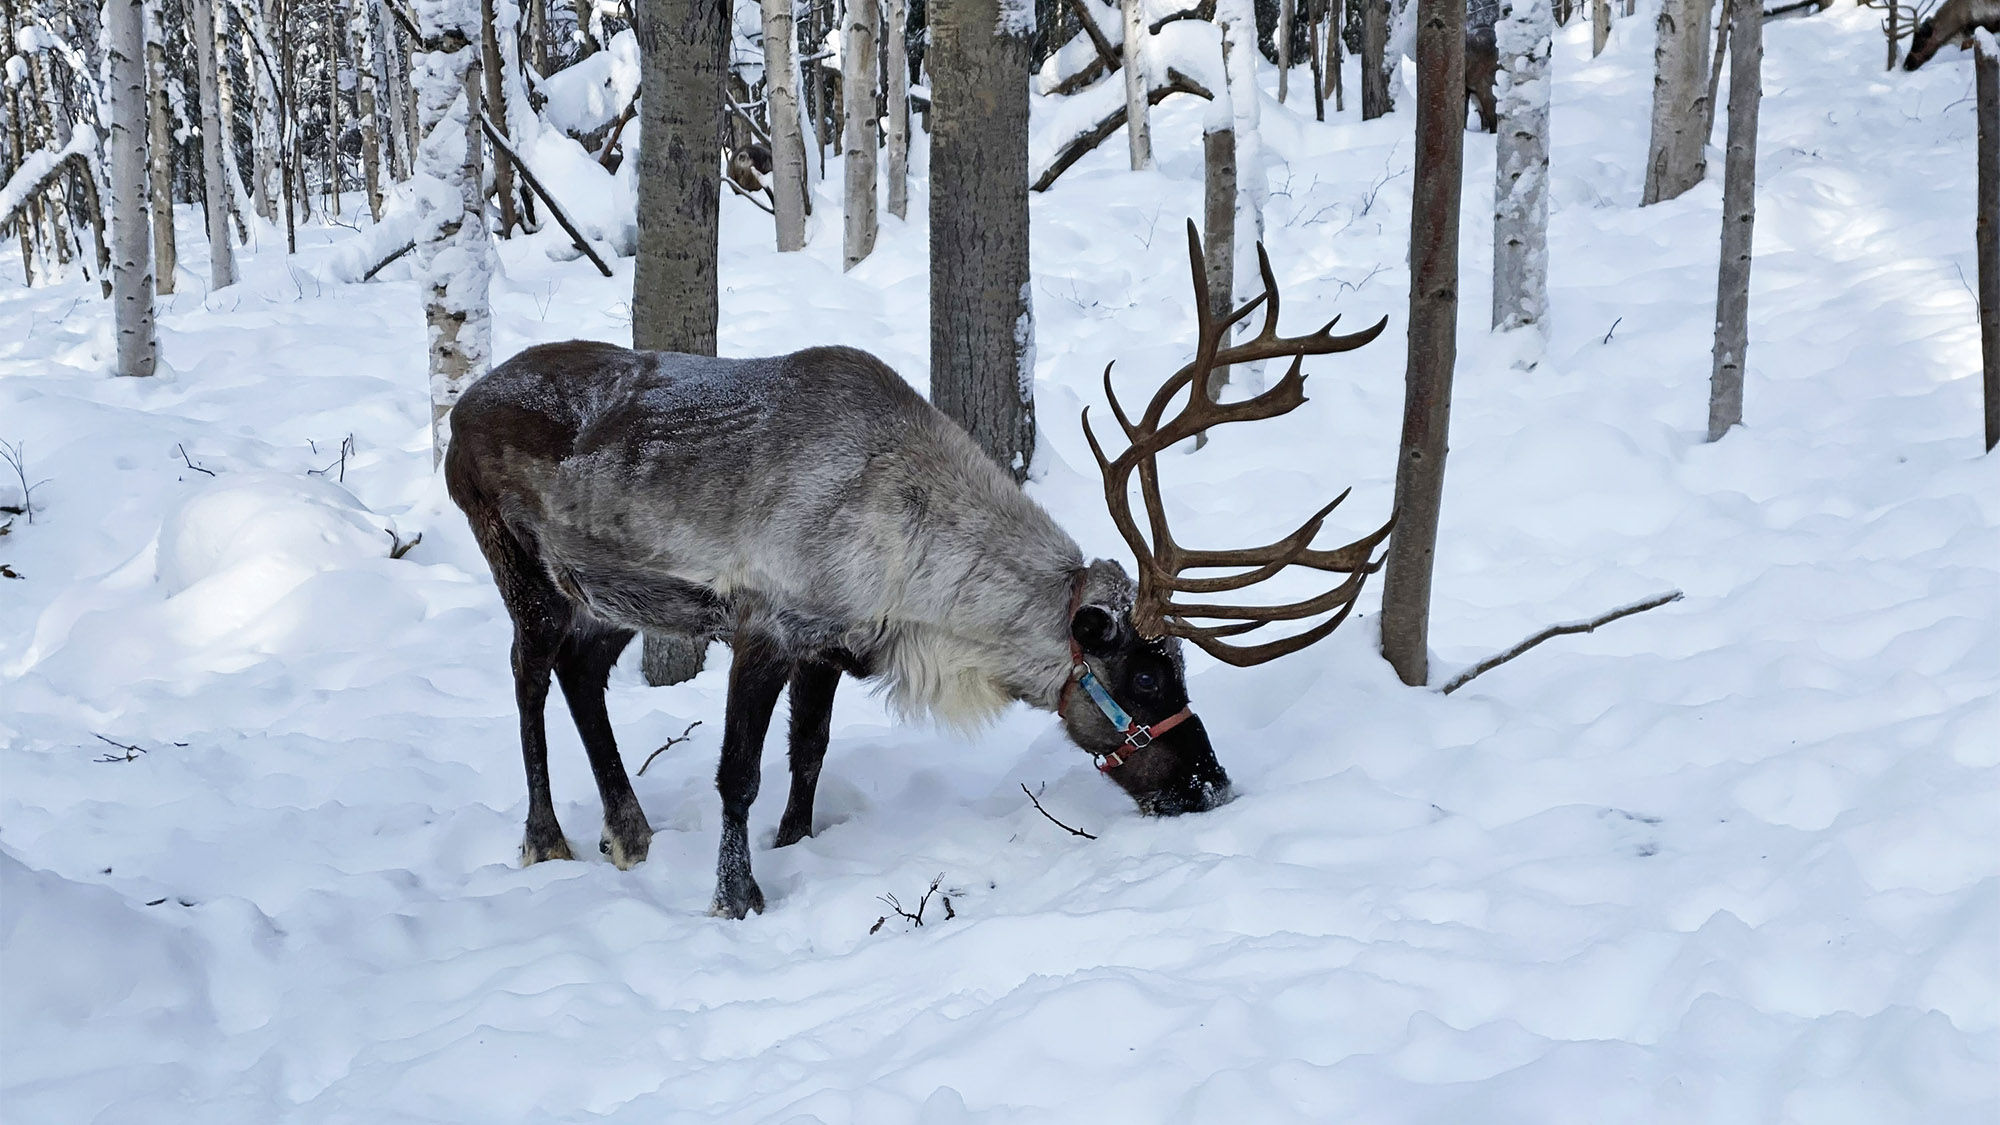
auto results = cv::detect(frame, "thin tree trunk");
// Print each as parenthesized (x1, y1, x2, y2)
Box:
(1380, 0, 1463, 686)
(527, 0, 549, 74)
(1307, 2, 1325, 119)
(214, 0, 253, 240)
(1702, 0, 1730, 148)
(1122, 0, 1151, 167)
(635, 0, 729, 686)
(195, 0, 237, 287)
(377, 10, 415, 180)
(1362, 0, 1391, 119)
(1973, 33, 1997, 451)
(1886, 0, 1897, 72)
(327, 5, 341, 217)
(1642, 0, 1713, 205)
(1592, 0, 1608, 55)
(761, 0, 809, 245)
(1, 0, 35, 284)
(885, 0, 910, 218)
(1492, 0, 1549, 333)
(1328, 0, 1344, 112)
(144, 0, 177, 295)
(109, 0, 159, 376)
(929, 0, 1036, 480)
(1708, 0, 1758, 441)
(280, 0, 297, 248)
(414, 0, 493, 465)
(481, 0, 518, 234)
(1278, 0, 1294, 101)
(1199, 122, 1234, 448)
(352, 0, 383, 219)
(843, 0, 878, 267)
(249, 7, 276, 221)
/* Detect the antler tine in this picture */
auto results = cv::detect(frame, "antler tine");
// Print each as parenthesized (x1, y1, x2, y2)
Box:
(1179, 598, 1365, 667)
(1252, 241, 1280, 342)
(1101, 362, 1137, 440)
(1164, 564, 1370, 626)
(1153, 490, 1348, 594)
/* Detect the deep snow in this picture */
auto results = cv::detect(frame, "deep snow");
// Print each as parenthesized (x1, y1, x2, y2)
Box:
(3, 6, 1996, 1122)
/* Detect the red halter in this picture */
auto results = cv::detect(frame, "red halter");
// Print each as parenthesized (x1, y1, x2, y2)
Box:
(1060, 571, 1195, 773)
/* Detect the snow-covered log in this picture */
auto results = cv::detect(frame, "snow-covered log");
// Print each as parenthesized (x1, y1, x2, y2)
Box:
(1492, 0, 1550, 335)
(1031, 66, 1214, 192)
(412, 0, 493, 465)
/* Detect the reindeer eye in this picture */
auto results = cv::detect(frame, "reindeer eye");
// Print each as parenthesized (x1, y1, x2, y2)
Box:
(1133, 670, 1160, 694)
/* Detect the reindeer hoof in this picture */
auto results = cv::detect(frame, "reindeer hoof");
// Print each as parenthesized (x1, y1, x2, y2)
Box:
(520, 834, 576, 866)
(773, 817, 812, 848)
(709, 875, 765, 919)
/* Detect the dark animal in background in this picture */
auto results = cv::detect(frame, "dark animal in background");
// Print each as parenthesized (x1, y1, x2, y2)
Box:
(1466, 22, 1499, 133)
(725, 143, 773, 195)
(1903, 0, 2000, 70)
(445, 223, 1392, 918)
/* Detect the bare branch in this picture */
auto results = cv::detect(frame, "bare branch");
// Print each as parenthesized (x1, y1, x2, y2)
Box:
(1021, 783, 1098, 839)
(1441, 591, 1686, 695)
(385, 529, 424, 559)
(637, 720, 703, 776)
(176, 444, 216, 477)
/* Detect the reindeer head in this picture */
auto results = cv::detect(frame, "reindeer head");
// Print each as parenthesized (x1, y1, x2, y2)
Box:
(1063, 221, 1394, 816)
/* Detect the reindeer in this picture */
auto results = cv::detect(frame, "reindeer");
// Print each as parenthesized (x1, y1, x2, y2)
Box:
(1903, 0, 2000, 69)
(444, 223, 1392, 918)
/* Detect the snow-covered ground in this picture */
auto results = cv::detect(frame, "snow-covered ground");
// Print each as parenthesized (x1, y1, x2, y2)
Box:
(4, 7, 1996, 1121)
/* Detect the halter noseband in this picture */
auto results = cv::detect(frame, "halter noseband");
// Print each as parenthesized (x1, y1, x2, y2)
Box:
(1060, 571, 1195, 773)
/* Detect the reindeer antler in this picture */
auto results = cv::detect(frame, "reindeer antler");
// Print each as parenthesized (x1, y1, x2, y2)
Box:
(1080, 220, 1394, 668)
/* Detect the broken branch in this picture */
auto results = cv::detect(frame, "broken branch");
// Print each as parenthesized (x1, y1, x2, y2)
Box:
(1441, 591, 1685, 695)
(1021, 783, 1098, 839)
(637, 720, 703, 776)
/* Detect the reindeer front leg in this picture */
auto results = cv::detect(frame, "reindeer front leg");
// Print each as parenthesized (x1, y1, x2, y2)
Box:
(711, 640, 791, 918)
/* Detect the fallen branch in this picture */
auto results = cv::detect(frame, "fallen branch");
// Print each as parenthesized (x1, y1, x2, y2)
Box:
(1602, 316, 1622, 345)
(480, 114, 615, 278)
(361, 241, 416, 281)
(92, 733, 184, 762)
(723, 174, 776, 215)
(1441, 591, 1685, 695)
(0, 440, 47, 524)
(385, 528, 423, 559)
(1021, 782, 1098, 839)
(637, 720, 703, 776)
(871, 873, 952, 932)
(176, 444, 216, 477)
(1033, 67, 1215, 193)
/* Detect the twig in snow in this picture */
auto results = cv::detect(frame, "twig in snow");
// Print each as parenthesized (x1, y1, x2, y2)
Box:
(0, 440, 48, 523)
(1021, 782, 1098, 839)
(176, 444, 216, 476)
(385, 528, 423, 559)
(637, 720, 703, 776)
(91, 733, 183, 762)
(1602, 316, 1623, 345)
(874, 873, 949, 932)
(1440, 590, 1686, 695)
(307, 434, 356, 481)
(361, 241, 415, 281)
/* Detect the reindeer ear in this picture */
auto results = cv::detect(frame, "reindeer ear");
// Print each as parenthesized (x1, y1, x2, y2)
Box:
(1071, 605, 1123, 655)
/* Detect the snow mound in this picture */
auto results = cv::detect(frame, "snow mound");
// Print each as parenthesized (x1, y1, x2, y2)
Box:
(157, 472, 391, 596)
(539, 29, 640, 140)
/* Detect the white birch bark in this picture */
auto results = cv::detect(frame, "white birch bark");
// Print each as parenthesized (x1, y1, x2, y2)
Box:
(885, 0, 909, 219)
(760, 0, 809, 248)
(246, 6, 276, 220)
(1592, 0, 1608, 56)
(108, 0, 157, 376)
(1708, 0, 1759, 441)
(350, 0, 383, 219)
(143, 0, 175, 294)
(1642, 0, 1713, 205)
(1492, 0, 1549, 334)
(194, 0, 236, 287)
(1121, 0, 1149, 169)
(1278, 0, 1294, 101)
(1218, 0, 1264, 324)
(842, 0, 878, 268)
(413, 0, 492, 465)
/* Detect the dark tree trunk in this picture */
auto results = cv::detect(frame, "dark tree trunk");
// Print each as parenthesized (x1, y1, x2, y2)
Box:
(1380, 0, 1463, 687)
(1708, 0, 1759, 442)
(634, 0, 729, 685)
(929, 0, 1036, 481)
(1977, 35, 1998, 452)
(1361, 0, 1391, 119)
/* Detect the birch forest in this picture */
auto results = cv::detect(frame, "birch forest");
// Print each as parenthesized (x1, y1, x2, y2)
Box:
(3, 0, 1998, 1117)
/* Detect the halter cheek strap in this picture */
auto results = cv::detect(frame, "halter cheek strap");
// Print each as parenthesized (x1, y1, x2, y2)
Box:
(1060, 571, 1196, 774)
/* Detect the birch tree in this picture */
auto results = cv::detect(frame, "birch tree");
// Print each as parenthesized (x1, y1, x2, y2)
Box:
(1492, 0, 1549, 335)
(760, 0, 808, 247)
(1381, 0, 1464, 686)
(350, 0, 383, 219)
(1708, 0, 1758, 440)
(1362, 0, 1392, 119)
(412, 0, 493, 464)
(1642, 0, 1713, 205)
(108, 0, 158, 376)
(842, 0, 878, 268)
(1591, 0, 1607, 55)
(1977, 31, 1997, 452)
(143, 0, 176, 294)
(1121, 0, 1149, 168)
(193, 0, 236, 286)
(885, 0, 910, 218)
(930, 0, 1036, 480)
